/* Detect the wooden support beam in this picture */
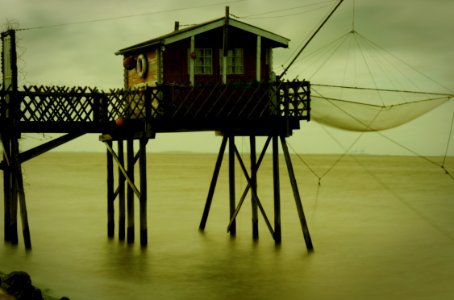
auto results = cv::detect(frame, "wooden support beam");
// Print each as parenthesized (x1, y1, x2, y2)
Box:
(272, 135, 281, 244)
(7, 146, 18, 246)
(280, 136, 313, 252)
(106, 140, 115, 239)
(19, 133, 85, 163)
(104, 141, 141, 198)
(233, 144, 274, 238)
(227, 136, 271, 234)
(199, 135, 228, 231)
(250, 136, 259, 240)
(118, 140, 126, 241)
(139, 138, 148, 247)
(2, 151, 12, 243)
(228, 135, 236, 236)
(14, 155, 31, 249)
(126, 139, 135, 244)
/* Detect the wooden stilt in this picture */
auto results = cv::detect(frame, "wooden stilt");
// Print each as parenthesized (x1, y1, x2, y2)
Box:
(250, 136, 259, 240)
(3, 152, 12, 243)
(139, 138, 148, 247)
(227, 137, 272, 236)
(228, 135, 236, 236)
(118, 140, 126, 241)
(280, 136, 313, 252)
(199, 136, 228, 231)
(233, 145, 274, 237)
(106, 140, 115, 239)
(126, 139, 135, 244)
(9, 145, 18, 245)
(15, 161, 31, 249)
(272, 135, 281, 244)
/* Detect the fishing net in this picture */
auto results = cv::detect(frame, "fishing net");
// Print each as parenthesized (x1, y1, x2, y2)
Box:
(311, 85, 452, 131)
(283, 30, 454, 132)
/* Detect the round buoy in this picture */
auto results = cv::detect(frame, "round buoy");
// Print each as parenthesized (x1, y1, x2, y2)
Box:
(115, 118, 125, 126)
(136, 54, 148, 78)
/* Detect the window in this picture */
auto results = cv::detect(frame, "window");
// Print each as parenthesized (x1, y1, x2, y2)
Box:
(220, 48, 244, 75)
(193, 48, 212, 75)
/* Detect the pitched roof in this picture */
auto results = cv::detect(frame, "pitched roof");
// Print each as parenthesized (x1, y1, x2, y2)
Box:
(116, 17, 289, 55)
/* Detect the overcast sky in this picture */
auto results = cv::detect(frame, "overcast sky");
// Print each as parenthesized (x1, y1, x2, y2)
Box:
(1, 0, 453, 156)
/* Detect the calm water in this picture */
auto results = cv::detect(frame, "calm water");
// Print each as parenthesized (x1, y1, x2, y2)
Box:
(1, 152, 454, 299)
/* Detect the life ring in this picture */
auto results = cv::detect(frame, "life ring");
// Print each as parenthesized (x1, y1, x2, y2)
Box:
(136, 54, 148, 78)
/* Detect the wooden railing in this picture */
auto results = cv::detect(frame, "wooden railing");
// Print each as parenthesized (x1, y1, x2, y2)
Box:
(0, 81, 310, 133)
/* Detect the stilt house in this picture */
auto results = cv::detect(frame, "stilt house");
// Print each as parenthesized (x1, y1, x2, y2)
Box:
(116, 8, 289, 87)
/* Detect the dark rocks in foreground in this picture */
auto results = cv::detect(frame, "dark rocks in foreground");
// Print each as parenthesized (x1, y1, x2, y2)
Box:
(0, 271, 69, 300)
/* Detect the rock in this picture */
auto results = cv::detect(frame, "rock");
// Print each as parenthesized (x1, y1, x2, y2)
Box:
(0, 271, 43, 300)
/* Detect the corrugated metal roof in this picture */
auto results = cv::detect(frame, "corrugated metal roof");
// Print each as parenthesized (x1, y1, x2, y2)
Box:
(116, 16, 289, 55)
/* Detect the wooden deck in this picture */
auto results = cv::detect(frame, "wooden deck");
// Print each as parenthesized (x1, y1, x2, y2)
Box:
(0, 81, 310, 137)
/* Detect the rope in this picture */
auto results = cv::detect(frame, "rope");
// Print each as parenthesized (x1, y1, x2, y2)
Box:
(234, 1, 337, 19)
(442, 110, 454, 167)
(312, 83, 454, 98)
(16, 0, 244, 31)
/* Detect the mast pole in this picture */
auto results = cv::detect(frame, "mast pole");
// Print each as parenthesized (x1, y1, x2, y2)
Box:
(279, 0, 344, 79)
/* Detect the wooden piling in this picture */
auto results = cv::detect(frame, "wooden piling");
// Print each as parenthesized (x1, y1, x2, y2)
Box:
(16, 162, 31, 249)
(107, 140, 115, 239)
(118, 140, 126, 241)
(280, 136, 313, 252)
(3, 152, 12, 242)
(9, 155, 18, 245)
(139, 138, 148, 247)
(228, 135, 236, 236)
(272, 135, 282, 244)
(250, 136, 259, 240)
(199, 136, 228, 231)
(126, 139, 135, 244)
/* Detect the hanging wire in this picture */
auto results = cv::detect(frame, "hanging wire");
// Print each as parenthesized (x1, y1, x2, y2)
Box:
(354, 32, 454, 95)
(16, 0, 245, 31)
(234, 0, 337, 19)
(441, 110, 454, 178)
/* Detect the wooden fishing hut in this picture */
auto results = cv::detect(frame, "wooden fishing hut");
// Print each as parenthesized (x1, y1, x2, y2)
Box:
(117, 10, 286, 86)
(107, 7, 312, 250)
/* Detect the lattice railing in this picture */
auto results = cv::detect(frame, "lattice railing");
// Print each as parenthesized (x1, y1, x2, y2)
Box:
(20, 86, 98, 122)
(0, 81, 310, 131)
(277, 80, 311, 120)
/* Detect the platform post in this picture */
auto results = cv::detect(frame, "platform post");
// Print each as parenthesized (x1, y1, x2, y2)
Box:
(272, 135, 281, 244)
(280, 136, 313, 252)
(106, 140, 115, 239)
(2, 29, 20, 246)
(139, 138, 148, 247)
(250, 136, 259, 240)
(6, 145, 18, 245)
(199, 136, 228, 231)
(228, 135, 236, 236)
(126, 139, 135, 244)
(13, 143, 31, 249)
(118, 140, 126, 240)
(2, 139, 13, 243)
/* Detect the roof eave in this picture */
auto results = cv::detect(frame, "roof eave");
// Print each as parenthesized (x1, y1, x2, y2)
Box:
(115, 17, 290, 56)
